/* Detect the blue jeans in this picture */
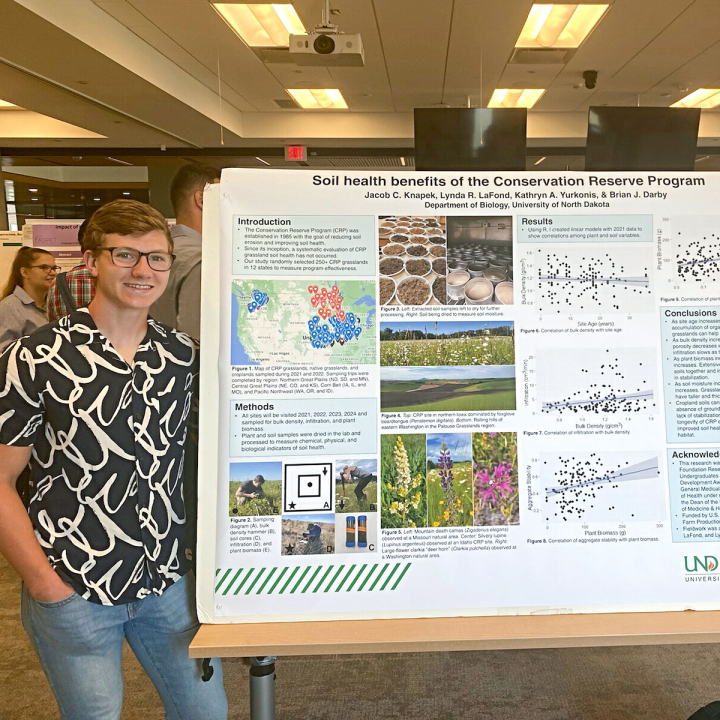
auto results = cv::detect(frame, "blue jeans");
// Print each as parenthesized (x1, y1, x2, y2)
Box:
(21, 574, 228, 720)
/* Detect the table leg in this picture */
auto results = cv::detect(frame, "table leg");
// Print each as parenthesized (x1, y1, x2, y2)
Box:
(250, 656, 277, 720)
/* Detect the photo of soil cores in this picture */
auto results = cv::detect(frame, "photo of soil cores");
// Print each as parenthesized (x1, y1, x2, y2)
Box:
(229, 461, 281, 517)
(281, 514, 336, 556)
(473, 432, 519, 526)
(380, 321, 514, 366)
(380, 434, 427, 528)
(381, 366, 516, 413)
(427, 433, 473, 527)
(335, 458, 378, 513)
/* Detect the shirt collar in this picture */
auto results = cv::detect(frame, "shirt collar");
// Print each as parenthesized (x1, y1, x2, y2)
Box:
(170, 224, 202, 244)
(61, 307, 173, 347)
(13, 285, 42, 308)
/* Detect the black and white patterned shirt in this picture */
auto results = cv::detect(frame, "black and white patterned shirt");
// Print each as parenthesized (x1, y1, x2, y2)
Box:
(0, 308, 198, 606)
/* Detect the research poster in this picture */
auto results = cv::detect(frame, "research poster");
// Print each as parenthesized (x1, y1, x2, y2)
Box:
(196, 169, 720, 624)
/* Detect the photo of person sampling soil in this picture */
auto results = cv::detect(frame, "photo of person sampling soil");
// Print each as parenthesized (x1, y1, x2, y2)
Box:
(229, 461, 281, 516)
(281, 514, 336, 556)
(335, 459, 378, 513)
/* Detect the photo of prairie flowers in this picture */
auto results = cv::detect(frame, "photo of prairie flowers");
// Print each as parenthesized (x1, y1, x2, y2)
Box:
(472, 432, 519, 526)
(380, 434, 427, 528)
(426, 433, 473, 527)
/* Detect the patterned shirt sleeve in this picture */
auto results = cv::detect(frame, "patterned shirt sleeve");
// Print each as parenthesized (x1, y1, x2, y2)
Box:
(0, 342, 45, 447)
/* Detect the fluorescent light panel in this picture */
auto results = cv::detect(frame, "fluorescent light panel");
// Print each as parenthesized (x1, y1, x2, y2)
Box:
(287, 88, 348, 109)
(671, 89, 720, 109)
(0, 99, 19, 108)
(488, 88, 546, 109)
(516, 4, 609, 49)
(213, 4, 305, 47)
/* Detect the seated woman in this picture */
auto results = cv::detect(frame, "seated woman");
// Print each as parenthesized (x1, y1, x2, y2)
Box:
(0, 247, 58, 352)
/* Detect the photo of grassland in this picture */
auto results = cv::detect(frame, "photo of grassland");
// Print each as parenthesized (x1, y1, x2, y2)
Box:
(381, 366, 516, 413)
(426, 433, 473, 527)
(381, 321, 514, 367)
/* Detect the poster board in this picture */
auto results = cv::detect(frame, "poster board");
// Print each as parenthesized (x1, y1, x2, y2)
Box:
(197, 170, 720, 625)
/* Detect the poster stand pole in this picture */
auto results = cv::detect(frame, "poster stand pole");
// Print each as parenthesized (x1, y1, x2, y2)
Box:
(249, 656, 277, 720)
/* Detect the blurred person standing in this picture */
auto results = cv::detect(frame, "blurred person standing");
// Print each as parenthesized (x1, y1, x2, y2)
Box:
(47, 217, 95, 321)
(0, 246, 59, 351)
(150, 163, 220, 338)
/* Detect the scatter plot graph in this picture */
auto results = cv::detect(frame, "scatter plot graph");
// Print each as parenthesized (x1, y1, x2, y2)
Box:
(674, 217, 720, 282)
(537, 245, 653, 313)
(537, 347, 658, 416)
(541, 452, 664, 523)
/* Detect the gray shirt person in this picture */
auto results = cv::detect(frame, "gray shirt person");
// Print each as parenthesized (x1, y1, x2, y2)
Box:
(0, 286, 47, 352)
(150, 224, 201, 339)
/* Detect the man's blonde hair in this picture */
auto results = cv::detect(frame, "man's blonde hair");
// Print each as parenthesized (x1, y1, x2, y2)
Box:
(83, 199, 172, 253)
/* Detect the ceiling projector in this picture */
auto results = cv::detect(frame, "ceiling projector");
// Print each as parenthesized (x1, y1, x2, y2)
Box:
(289, 33, 365, 67)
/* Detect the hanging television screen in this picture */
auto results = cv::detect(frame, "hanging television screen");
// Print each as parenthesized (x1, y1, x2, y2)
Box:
(585, 106, 700, 171)
(414, 108, 527, 171)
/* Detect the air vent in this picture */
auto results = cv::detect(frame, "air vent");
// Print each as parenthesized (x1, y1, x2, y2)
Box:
(274, 98, 297, 109)
(509, 48, 576, 65)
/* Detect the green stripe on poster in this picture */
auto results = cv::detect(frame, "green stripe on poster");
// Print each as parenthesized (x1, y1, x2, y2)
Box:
(235, 568, 254, 595)
(313, 565, 334, 593)
(324, 565, 345, 592)
(392, 563, 412, 590)
(346, 564, 367, 592)
(223, 569, 243, 595)
(335, 564, 356, 592)
(214, 568, 231, 593)
(268, 567, 288, 595)
(357, 563, 378, 591)
(256, 567, 277, 594)
(368, 563, 388, 591)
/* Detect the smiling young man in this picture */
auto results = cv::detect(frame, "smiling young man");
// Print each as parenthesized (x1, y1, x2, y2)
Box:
(0, 200, 227, 719)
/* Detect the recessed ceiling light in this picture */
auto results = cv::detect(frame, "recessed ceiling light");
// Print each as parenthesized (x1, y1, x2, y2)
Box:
(255, 157, 272, 166)
(29, 188, 38, 193)
(122, 192, 131, 196)
(488, 88, 546, 109)
(287, 88, 348, 109)
(213, 4, 306, 47)
(671, 88, 720, 109)
(534, 156, 547, 166)
(93, 198, 101, 201)
(0, 99, 19, 109)
(516, 4, 609, 49)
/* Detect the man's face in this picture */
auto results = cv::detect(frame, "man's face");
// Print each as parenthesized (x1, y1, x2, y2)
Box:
(85, 231, 171, 311)
(252, 479, 262, 488)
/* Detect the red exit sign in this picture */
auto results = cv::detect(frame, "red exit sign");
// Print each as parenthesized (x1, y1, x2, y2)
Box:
(285, 145, 307, 161)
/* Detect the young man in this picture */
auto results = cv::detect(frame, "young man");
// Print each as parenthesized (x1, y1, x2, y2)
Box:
(150, 163, 220, 338)
(0, 199, 227, 719)
(235, 474, 267, 507)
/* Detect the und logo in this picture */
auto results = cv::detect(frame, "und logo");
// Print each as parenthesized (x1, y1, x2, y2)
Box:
(685, 556, 718, 573)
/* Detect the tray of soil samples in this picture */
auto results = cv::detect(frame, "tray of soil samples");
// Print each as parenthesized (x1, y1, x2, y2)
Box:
(382, 243, 405, 256)
(431, 258, 446, 275)
(406, 244, 428, 257)
(397, 276, 431, 306)
(405, 258, 432, 277)
(390, 233, 410, 245)
(428, 245, 445, 258)
(432, 275, 447, 304)
(379, 257, 405, 277)
(379, 277, 397, 306)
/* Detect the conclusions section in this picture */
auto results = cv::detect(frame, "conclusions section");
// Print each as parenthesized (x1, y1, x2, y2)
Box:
(661, 307, 720, 442)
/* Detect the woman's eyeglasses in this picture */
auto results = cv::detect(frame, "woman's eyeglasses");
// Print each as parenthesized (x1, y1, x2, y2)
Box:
(30, 264, 61, 273)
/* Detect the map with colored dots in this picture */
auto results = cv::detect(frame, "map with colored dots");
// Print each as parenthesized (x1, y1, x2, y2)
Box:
(231, 280, 376, 365)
